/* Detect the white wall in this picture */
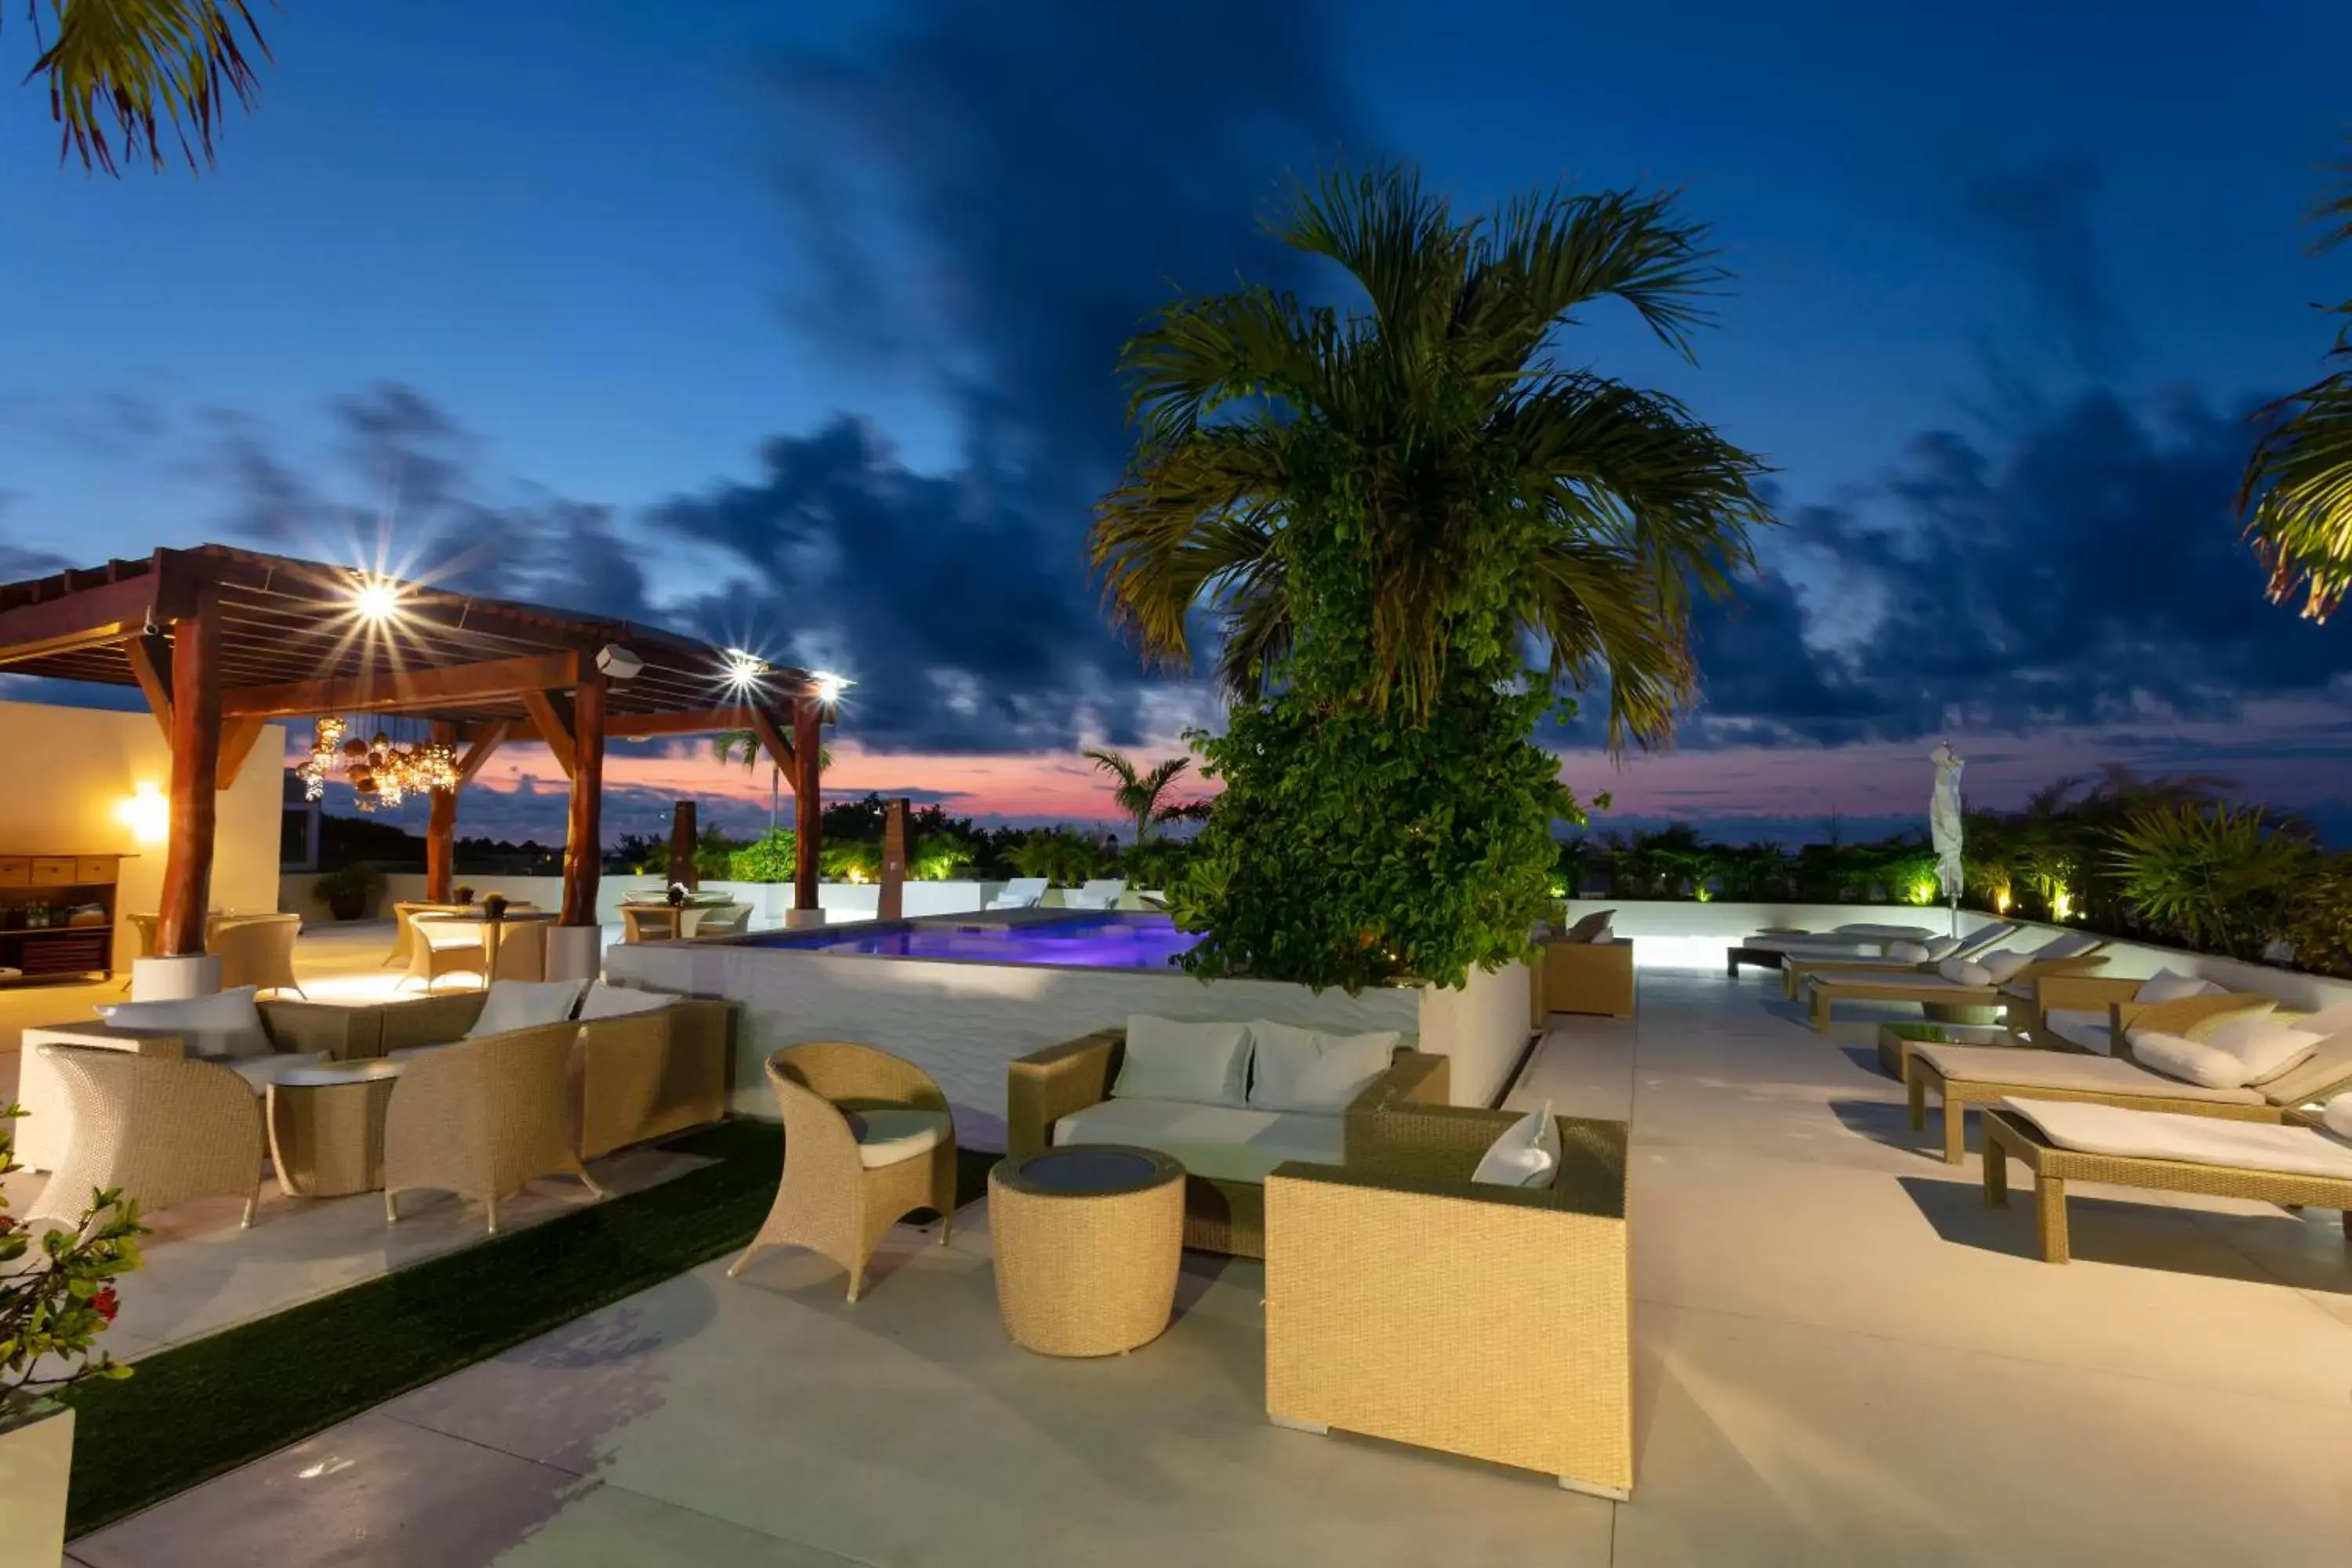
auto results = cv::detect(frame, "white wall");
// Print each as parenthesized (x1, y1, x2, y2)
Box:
(1417, 960, 1531, 1107)
(0, 701, 285, 967)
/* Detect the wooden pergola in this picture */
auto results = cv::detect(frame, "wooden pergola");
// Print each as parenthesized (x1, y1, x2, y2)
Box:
(0, 544, 832, 960)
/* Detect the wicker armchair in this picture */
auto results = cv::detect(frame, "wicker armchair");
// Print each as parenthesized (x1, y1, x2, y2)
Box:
(621, 906, 681, 944)
(729, 1043, 958, 1301)
(212, 913, 305, 998)
(1005, 1031, 1451, 1258)
(1530, 937, 1635, 1022)
(1265, 1096, 1633, 1499)
(405, 916, 489, 992)
(25, 1044, 267, 1229)
(383, 1022, 601, 1234)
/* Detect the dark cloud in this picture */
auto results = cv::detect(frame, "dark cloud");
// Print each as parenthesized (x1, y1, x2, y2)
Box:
(1963, 154, 2130, 382)
(1681, 387, 2352, 745)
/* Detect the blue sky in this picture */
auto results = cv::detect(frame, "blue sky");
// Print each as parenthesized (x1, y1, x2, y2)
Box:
(2, 0, 2349, 840)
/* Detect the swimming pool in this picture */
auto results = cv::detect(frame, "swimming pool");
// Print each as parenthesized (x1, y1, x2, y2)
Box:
(746, 913, 1204, 971)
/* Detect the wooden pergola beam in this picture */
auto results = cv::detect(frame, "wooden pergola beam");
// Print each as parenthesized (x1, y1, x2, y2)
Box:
(0, 575, 162, 668)
(454, 719, 510, 786)
(520, 689, 576, 779)
(123, 631, 174, 739)
(156, 586, 223, 958)
(218, 651, 579, 720)
(747, 703, 800, 779)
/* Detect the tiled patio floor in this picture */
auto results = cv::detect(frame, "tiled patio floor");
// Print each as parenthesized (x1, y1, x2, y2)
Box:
(66, 970, 2352, 1566)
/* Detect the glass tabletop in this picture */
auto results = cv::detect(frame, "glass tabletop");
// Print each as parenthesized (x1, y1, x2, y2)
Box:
(1018, 1148, 1164, 1194)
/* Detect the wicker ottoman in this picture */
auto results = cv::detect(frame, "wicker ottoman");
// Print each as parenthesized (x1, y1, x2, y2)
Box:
(267, 1058, 404, 1198)
(989, 1145, 1185, 1357)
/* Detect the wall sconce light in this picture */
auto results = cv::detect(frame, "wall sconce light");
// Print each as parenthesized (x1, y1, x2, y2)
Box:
(118, 782, 169, 844)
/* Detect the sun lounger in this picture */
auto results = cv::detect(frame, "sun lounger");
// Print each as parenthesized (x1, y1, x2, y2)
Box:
(1777, 921, 2024, 999)
(1802, 931, 2107, 1029)
(1981, 1097, 2352, 1262)
(1904, 1017, 2352, 1163)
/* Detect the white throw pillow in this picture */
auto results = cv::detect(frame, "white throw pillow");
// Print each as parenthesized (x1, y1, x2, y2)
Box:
(1471, 1102, 1563, 1189)
(1979, 950, 2034, 985)
(1936, 956, 1992, 987)
(466, 978, 589, 1039)
(578, 982, 678, 1021)
(2129, 1032, 2254, 1090)
(1587, 924, 1615, 945)
(2324, 1096, 2352, 1139)
(1922, 935, 1964, 960)
(1887, 940, 1929, 963)
(1246, 1020, 1400, 1113)
(1113, 1015, 1252, 1107)
(99, 985, 270, 1059)
(2135, 969, 2223, 1004)
(2195, 1012, 2323, 1084)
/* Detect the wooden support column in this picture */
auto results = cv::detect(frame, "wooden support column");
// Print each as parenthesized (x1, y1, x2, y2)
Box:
(668, 801, 699, 891)
(878, 797, 909, 921)
(425, 720, 459, 903)
(156, 587, 222, 958)
(561, 675, 608, 926)
(791, 697, 822, 920)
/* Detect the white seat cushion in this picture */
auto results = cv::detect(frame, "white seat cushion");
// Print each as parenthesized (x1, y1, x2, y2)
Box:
(466, 979, 589, 1038)
(2043, 1008, 2113, 1054)
(1910, 1044, 2264, 1104)
(578, 982, 677, 1021)
(843, 1107, 949, 1169)
(1054, 1098, 1344, 1185)
(98, 986, 269, 1059)
(2002, 1097, 2352, 1181)
(1246, 1020, 1398, 1113)
(1113, 1016, 1252, 1107)
(213, 1050, 333, 1094)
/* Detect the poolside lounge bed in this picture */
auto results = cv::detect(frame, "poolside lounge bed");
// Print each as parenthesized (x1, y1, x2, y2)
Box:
(1802, 931, 2107, 1030)
(1904, 1021, 2352, 1163)
(1982, 1098, 2352, 1263)
(1777, 920, 2023, 999)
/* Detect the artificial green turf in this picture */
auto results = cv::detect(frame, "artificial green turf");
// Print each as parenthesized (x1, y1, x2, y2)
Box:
(62, 1120, 998, 1536)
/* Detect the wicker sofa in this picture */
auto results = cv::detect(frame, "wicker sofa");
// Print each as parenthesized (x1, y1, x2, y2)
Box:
(1530, 936, 1635, 1022)
(1264, 1091, 1633, 1497)
(1006, 1029, 1451, 1258)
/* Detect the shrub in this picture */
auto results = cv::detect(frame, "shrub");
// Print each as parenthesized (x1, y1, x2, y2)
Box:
(2, 1109, 143, 1419)
(727, 828, 797, 884)
(2106, 804, 2311, 958)
(1007, 829, 1105, 887)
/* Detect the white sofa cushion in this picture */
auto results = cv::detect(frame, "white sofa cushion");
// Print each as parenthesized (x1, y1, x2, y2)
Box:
(2130, 1032, 2255, 1089)
(2134, 969, 2223, 1004)
(1936, 956, 1992, 987)
(579, 982, 677, 1021)
(2196, 1012, 2323, 1084)
(1472, 1102, 1561, 1189)
(1246, 1021, 1399, 1113)
(1114, 1016, 1251, 1107)
(99, 985, 270, 1059)
(1907, 1043, 2265, 1104)
(1054, 1098, 1343, 1185)
(467, 979, 589, 1039)
(2043, 1008, 2113, 1054)
(844, 1107, 949, 1169)
(2004, 1096, 2352, 1181)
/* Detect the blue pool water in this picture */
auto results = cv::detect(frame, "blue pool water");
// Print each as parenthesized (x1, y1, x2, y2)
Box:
(746, 913, 1203, 971)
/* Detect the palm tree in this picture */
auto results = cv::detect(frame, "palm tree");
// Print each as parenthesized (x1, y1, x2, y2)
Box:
(11, 1, 271, 173)
(712, 731, 830, 833)
(2238, 132, 2352, 619)
(1089, 163, 1772, 747)
(1083, 747, 1207, 844)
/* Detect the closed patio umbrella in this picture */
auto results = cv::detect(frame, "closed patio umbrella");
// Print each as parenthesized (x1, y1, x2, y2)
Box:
(1930, 742, 1965, 936)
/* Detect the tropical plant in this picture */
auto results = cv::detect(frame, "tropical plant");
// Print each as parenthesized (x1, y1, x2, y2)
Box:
(2238, 132, 2352, 619)
(821, 840, 880, 884)
(2106, 804, 2312, 958)
(9, 0, 270, 173)
(712, 731, 830, 775)
(727, 827, 796, 884)
(1007, 829, 1103, 887)
(1081, 748, 1209, 844)
(1118, 835, 1196, 893)
(1093, 165, 1765, 989)
(2, 1107, 143, 1417)
(909, 829, 977, 881)
(308, 862, 383, 921)
(1090, 162, 1771, 745)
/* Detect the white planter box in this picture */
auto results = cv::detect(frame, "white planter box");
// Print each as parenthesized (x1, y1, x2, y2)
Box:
(0, 1402, 74, 1564)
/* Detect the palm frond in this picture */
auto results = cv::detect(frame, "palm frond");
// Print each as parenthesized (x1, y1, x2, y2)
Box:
(19, 0, 272, 174)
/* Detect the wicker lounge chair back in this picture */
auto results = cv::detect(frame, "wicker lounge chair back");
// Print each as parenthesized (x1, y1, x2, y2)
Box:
(1951, 921, 2022, 956)
(212, 913, 304, 997)
(27, 1044, 265, 1228)
(2025, 929, 2104, 962)
(2260, 1032, 2352, 1109)
(383, 1021, 598, 1233)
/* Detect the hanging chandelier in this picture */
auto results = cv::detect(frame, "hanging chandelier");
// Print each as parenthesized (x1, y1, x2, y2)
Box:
(301, 715, 459, 812)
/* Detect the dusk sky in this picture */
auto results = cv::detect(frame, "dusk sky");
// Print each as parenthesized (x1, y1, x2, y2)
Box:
(4, 1, 2350, 845)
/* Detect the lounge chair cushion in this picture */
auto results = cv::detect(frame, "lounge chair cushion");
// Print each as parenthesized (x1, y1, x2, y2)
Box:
(1472, 1102, 1561, 1189)
(2044, 1009, 2112, 1054)
(1910, 1044, 2264, 1104)
(2253, 1034, 2352, 1108)
(1835, 924, 1933, 940)
(2002, 1096, 2352, 1181)
(844, 1107, 949, 1169)
(2196, 1012, 2325, 1083)
(1114, 1015, 1252, 1107)
(2326, 1097, 2352, 1138)
(466, 979, 589, 1038)
(1924, 935, 1967, 960)
(216, 1049, 334, 1094)
(578, 981, 676, 1021)
(2028, 931, 2103, 961)
(1937, 956, 1992, 987)
(1054, 1097, 1343, 1185)
(99, 986, 270, 1060)
(1887, 940, 1929, 963)
(1980, 950, 2034, 984)
(1245, 1021, 1399, 1113)
(2135, 969, 2223, 1004)
(2129, 1033, 2257, 1089)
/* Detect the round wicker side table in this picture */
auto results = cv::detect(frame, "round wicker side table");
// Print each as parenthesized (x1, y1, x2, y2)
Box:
(267, 1058, 404, 1198)
(989, 1145, 1185, 1357)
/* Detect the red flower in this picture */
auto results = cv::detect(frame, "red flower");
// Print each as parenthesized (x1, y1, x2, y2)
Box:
(91, 1287, 119, 1323)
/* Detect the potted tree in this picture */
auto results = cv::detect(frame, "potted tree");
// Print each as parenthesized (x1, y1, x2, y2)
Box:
(0, 1105, 143, 1559)
(309, 862, 385, 922)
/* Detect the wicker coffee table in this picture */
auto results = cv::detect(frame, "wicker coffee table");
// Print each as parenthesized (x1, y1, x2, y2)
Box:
(989, 1144, 1185, 1357)
(267, 1058, 404, 1198)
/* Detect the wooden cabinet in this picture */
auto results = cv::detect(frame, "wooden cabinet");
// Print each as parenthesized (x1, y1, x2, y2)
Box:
(0, 853, 129, 984)
(30, 858, 75, 887)
(74, 858, 118, 885)
(0, 858, 28, 887)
